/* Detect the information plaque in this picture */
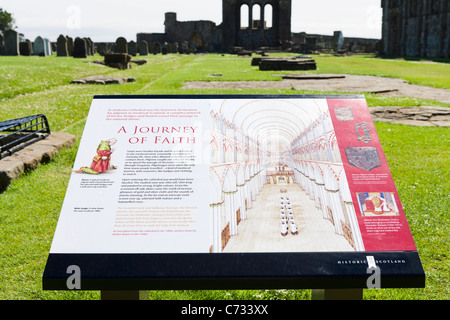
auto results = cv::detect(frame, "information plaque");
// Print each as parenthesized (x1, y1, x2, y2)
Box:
(43, 95, 425, 291)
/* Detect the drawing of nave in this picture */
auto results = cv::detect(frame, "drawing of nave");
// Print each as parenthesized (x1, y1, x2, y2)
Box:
(209, 99, 365, 253)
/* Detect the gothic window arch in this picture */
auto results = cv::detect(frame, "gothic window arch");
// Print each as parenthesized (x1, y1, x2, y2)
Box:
(264, 4, 273, 29)
(240, 4, 249, 29)
(252, 4, 261, 29)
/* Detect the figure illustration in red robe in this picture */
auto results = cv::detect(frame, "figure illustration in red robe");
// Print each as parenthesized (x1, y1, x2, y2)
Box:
(76, 138, 117, 174)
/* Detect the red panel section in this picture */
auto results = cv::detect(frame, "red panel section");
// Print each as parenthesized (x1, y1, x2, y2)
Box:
(327, 98, 417, 252)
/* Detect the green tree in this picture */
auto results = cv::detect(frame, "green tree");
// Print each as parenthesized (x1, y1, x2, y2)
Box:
(0, 8, 16, 32)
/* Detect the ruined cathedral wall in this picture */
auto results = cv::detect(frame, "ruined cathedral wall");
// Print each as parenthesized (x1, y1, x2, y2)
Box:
(381, 0, 449, 58)
(165, 12, 223, 52)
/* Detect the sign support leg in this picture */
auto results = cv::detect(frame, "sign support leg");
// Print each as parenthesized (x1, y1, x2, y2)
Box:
(101, 291, 149, 300)
(311, 289, 363, 300)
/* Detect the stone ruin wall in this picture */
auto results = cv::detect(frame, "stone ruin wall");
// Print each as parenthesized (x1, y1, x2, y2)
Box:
(381, 0, 449, 58)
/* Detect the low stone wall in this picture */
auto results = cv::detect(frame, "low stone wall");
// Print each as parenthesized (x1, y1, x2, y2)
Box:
(0, 132, 76, 193)
(252, 57, 317, 71)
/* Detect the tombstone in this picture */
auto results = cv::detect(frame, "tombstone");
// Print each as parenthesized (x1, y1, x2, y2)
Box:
(189, 42, 196, 53)
(97, 43, 108, 56)
(104, 53, 132, 70)
(138, 40, 148, 56)
(148, 42, 155, 55)
(4, 30, 20, 56)
(33, 36, 47, 56)
(128, 41, 137, 56)
(171, 42, 179, 54)
(180, 41, 189, 54)
(88, 38, 95, 55)
(165, 43, 172, 54)
(44, 38, 52, 55)
(83, 38, 91, 55)
(84, 38, 94, 55)
(115, 37, 128, 54)
(0, 32, 4, 55)
(73, 37, 87, 58)
(57, 35, 69, 56)
(152, 42, 161, 55)
(19, 40, 33, 56)
(67, 36, 74, 56)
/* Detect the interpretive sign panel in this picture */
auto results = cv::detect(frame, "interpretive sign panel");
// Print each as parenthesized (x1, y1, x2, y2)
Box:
(43, 95, 425, 290)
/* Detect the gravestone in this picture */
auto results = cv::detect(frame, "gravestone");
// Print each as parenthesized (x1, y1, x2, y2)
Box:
(116, 37, 128, 54)
(152, 42, 161, 55)
(67, 37, 74, 56)
(73, 37, 87, 58)
(44, 38, 52, 55)
(33, 36, 46, 56)
(180, 41, 189, 54)
(84, 38, 94, 55)
(19, 40, 32, 56)
(97, 43, 108, 56)
(104, 53, 132, 69)
(172, 42, 179, 54)
(4, 30, 20, 56)
(57, 35, 68, 56)
(138, 40, 148, 56)
(128, 41, 137, 56)
(0, 32, 4, 55)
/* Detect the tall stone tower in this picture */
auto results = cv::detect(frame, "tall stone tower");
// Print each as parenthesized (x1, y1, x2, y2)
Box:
(222, 0, 292, 51)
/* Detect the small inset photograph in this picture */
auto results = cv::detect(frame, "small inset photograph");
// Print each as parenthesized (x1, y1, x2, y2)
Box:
(356, 192, 400, 217)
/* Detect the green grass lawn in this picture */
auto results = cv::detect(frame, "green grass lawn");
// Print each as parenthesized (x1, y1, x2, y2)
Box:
(0, 53, 448, 300)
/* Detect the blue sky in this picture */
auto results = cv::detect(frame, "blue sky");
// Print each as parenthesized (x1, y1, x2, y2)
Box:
(1, 0, 382, 42)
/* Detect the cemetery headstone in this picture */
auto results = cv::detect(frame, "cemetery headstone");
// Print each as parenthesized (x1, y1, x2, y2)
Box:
(73, 37, 87, 58)
(0, 32, 4, 55)
(153, 42, 161, 55)
(104, 53, 132, 69)
(33, 36, 46, 56)
(97, 43, 108, 56)
(180, 41, 189, 54)
(4, 30, 20, 56)
(44, 38, 52, 55)
(57, 35, 69, 56)
(84, 38, 94, 55)
(172, 42, 179, 54)
(67, 37, 74, 56)
(128, 41, 137, 56)
(138, 40, 148, 56)
(115, 37, 128, 54)
(19, 40, 32, 56)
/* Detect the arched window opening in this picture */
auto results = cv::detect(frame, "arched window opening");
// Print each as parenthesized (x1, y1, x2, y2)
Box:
(240, 4, 249, 29)
(252, 4, 261, 29)
(264, 4, 273, 29)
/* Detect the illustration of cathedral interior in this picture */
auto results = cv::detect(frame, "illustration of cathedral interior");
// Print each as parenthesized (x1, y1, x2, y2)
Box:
(209, 99, 365, 253)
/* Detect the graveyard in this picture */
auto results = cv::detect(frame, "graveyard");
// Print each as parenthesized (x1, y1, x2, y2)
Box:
(0, 49, 448, 300)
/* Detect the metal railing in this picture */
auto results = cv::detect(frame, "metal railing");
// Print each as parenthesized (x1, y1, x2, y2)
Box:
(0, 114, 51, 160)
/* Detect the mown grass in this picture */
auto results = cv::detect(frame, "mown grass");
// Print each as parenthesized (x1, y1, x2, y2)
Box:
(0, 53, 448, 300)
